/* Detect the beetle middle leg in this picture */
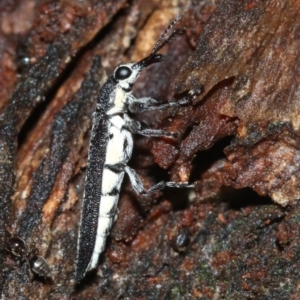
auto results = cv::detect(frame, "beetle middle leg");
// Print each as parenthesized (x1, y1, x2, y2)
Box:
(124, 115, 178, 138)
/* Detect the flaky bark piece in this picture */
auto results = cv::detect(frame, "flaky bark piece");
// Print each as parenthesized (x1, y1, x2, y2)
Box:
(153, 0, 300, 206)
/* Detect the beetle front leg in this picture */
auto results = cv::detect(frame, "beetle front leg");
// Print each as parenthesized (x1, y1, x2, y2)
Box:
(127, 89, 201, 114)
(128, 97, 181, 113)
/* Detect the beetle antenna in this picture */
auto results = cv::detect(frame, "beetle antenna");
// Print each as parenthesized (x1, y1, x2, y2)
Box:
(150, 14, 185, 55)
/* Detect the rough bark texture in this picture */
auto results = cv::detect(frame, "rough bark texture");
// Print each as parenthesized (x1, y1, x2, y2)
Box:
(0, 0, 300, 299)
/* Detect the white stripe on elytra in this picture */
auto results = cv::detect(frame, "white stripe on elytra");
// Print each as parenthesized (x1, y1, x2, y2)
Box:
(101, 169, 123, 194)
(99, 195, 118, 217)
(88, 113, 133, 271)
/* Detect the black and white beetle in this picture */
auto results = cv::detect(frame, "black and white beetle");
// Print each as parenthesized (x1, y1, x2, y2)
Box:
(6, 235, 51, 278)
(75, 16, 197, 283)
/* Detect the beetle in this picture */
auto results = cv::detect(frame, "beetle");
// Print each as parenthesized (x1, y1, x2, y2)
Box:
(75, 15, 197, 283)
(6, 235, 51, 278)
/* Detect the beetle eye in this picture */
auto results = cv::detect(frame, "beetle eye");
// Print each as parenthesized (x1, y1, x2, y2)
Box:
(115, 66, 132, 80)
